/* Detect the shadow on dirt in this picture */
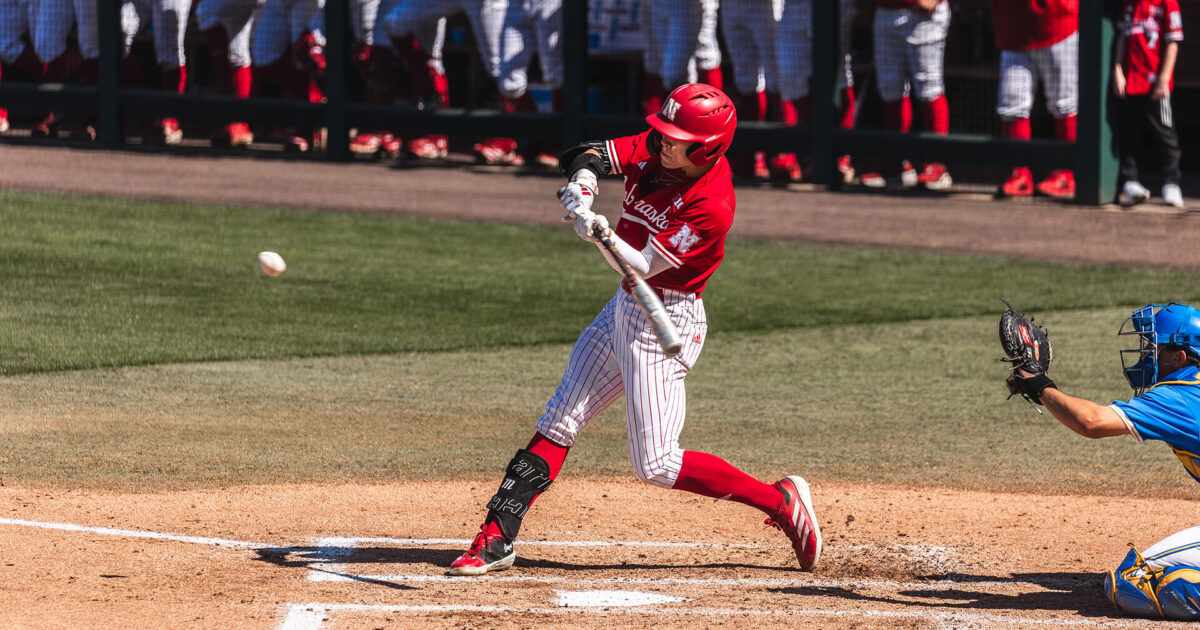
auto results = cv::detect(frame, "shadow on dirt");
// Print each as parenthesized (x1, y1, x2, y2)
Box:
(252, 545, 467, 590)
(770, 571, 1117, 618)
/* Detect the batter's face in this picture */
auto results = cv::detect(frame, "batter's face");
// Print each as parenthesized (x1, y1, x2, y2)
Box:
(659, 135, 693, 170)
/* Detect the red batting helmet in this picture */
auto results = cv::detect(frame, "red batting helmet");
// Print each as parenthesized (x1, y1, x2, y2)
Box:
(645, 83, 737, 167)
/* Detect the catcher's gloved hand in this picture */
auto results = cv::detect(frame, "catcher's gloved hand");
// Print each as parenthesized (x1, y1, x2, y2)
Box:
(999, 299, 1056, 406)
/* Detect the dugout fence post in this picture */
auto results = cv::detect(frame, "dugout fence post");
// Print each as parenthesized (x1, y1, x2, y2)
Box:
(324, 0, 349, 161)
(560, 0, 588, 149)
(1076, 0, 1120, 205)
(808, 1, 838, 187)
(97, 0, 123, 145)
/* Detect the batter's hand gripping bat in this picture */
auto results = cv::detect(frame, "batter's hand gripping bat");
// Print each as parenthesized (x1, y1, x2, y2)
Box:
(592, 225, 683, 358)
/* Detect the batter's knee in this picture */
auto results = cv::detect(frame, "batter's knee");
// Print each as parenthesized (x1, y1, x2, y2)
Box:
(630, 450, 681, 489)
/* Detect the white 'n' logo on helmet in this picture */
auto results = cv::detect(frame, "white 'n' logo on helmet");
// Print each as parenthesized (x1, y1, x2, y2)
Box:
(662, 98, 681, 121)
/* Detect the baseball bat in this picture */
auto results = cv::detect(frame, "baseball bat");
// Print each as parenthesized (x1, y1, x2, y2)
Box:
(593, 225, 683, 358)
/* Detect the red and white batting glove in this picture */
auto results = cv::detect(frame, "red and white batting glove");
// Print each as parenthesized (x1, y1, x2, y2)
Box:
(573, 211, 609, 243)
(557, 181, 596, 219)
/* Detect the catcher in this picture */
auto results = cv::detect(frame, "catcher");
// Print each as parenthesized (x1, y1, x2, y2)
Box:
(1000, 301, 1200, 621)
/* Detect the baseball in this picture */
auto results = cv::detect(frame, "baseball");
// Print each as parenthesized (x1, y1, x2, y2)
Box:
(257, 251, 286, 277)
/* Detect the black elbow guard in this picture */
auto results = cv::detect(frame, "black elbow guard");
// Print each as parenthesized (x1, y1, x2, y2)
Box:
(558, 141, 611, 177)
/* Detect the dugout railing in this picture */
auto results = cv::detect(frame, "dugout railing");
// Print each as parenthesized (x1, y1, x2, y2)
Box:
(0, 0, 1119, 205)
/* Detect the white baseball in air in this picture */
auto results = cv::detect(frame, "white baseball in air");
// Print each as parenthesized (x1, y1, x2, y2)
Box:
(257, 251, 286, 276)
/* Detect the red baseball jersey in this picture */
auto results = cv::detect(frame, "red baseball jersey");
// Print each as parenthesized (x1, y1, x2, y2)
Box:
(990, 0, 1078, 51)
(876, 0, 947, 9)
(1120, 0, 1184, 94)
(604, 131, 735, 296)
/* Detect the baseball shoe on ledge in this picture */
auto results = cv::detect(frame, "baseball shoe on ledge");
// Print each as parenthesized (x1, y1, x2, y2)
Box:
(769, 153, 803, 182)
(0, 108, 9, 133)
(1036, 169, 1075, 199)
(836, 155, 855, 186)
(448, 526, 516, 576)
(1163, 184, 1185, 209)
(473, 137, 523, 166)
(1120, 180, 1151, 207)
(408, 134, 449, 160)
(917, 162, 952, 191)
(899, 160, 919, 188)
(31, 112, 61, 138)
(146, 118, 183, 145)
(213, 122, 254, 147)
(765, 476, 822, 571)
(350, 131, 402, 158)
(998, 167, 1034, 197)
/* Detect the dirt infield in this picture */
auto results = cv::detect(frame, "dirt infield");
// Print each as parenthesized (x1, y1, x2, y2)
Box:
(3, 480, 1193, 629)
(3, 143, 1199, 628)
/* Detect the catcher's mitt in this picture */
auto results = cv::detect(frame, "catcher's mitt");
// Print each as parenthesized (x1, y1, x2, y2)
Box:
(999, 299, 1057, 406)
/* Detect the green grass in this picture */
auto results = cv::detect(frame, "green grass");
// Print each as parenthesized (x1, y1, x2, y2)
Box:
(2, 190, 1200, 496)
(1, 189, 1197, 374)
(1, 308, 1193, 496)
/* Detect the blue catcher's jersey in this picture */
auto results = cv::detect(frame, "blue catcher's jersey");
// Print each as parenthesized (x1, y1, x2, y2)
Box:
(1112, 365, 1200, 483)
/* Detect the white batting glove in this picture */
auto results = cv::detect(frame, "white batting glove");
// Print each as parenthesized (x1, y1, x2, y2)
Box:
(557, 181, 596, 219)
(573, 210, 610, 243)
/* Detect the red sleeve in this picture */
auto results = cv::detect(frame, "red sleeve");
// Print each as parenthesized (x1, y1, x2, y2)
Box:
(650, 196, 733, 270)
(605, 131, 656, 176)
(1165, 0, 1184, 41)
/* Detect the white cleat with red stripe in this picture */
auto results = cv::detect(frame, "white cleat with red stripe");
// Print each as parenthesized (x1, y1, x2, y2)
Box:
(767, 476, 822, 571)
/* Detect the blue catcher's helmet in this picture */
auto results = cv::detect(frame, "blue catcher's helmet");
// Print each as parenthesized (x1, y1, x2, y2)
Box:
(1119, 303, 1200, 395)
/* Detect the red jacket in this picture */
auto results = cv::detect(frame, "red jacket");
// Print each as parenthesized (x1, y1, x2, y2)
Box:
(991, 0, 1079, 51)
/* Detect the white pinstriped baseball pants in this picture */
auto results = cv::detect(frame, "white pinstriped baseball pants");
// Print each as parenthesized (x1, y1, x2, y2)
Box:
(872, 3, 949, 102)
(537, 287, 708, 489)
(997, 32, 1079, 121)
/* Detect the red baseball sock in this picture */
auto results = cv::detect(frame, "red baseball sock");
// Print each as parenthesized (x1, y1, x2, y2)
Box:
(883, 97, 912, 132)
(700, 66, 723, 90)
(483, 432, 570, 539)
(780, 98, 798, 126)
(671, 450, 783, 515)
(1002, 117, 1032, 140)
(1055, 114, 1076, 142)
(923, 94, 949, 134)
(840, 86, 856, 129)
(163, 66, 186, 93)
(231, 66, 252, 98)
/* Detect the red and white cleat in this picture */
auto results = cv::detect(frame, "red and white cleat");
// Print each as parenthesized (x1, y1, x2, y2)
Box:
(899, 160, 920, 188)
(766, 476, 822, 571)
(160, 118, 183, 145)
(836, 154, 855, 185)
(409, 134, 449, 160)
(447, 527, 516, 576)
(350, 131, 402, 158)
(1036, 169, 1075, 199)
(999, 167, 1034, 197)
(0, 108, 9, 133)
(917, 162, 952, 191)
(214, 122, 254, 147)
(769, 153, 803, 182)
(753, 152, 771, 180)
(473, 137, 523, 165)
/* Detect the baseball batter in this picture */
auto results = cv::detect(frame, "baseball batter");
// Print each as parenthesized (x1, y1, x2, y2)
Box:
(868, 0, 952, 189)
(1005, 303, 1200, 621)
(448, 83, 821, 576)
(992, 0, 1078, 199)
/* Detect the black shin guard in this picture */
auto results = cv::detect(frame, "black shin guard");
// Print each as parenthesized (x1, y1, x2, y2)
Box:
(485, 449, 553, 540)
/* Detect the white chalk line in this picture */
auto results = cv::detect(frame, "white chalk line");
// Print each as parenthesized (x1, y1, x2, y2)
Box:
(0, 518, 755, 551)
(304, 571, 1087, 592)
(0, 517, 273, 549)
(278, 602, 1170, 629)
